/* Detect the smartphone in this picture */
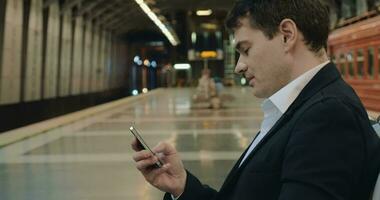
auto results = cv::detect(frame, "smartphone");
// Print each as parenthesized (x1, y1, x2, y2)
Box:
(129, 126, 163, 168)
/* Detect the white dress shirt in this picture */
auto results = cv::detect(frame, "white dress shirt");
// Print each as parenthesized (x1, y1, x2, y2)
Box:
(239, 61, 329, 166)
(173, 61, 330, 199)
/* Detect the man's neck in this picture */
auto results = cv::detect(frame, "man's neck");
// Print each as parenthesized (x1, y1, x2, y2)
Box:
(290, 49, 329, 81)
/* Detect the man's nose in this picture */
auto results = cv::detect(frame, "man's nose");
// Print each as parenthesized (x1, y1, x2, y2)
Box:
(234, 57, 247, 74)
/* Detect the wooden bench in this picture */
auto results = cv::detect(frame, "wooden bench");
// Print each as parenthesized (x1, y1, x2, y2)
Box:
(346, 80, 380, 112)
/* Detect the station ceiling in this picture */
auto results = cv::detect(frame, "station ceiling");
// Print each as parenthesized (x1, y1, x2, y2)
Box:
(46, 0, 339, 42)
(44, 0, 234, 36)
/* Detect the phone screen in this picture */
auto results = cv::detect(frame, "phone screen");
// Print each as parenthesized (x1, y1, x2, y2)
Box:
(129, 126, 163, 168)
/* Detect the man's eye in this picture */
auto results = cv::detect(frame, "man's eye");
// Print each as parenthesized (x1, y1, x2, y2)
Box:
(244, 48, 250, 55)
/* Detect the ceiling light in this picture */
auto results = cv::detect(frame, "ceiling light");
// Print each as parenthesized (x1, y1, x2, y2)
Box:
(196, 9, 212, 16)
(133, 55, 141, 64)
(135, 0, 180, 46)
(151, 61, 157, 68)
(144, 59, 151, 67)
(174, 63, 191, 70)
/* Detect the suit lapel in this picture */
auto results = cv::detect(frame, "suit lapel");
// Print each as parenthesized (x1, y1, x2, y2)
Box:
(217, 132, 260, 195)
(216, 63, 342, 197)
(216, 114, 292, 198)
(237, 111, 292, 170)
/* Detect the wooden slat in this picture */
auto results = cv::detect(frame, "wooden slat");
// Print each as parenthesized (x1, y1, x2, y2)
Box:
(353, 50, 359, 79)
(347, 80, 380, 112)
(344, 52, 349, 78)
(375, 47, 379, 80)
(363, 46, 369, 79)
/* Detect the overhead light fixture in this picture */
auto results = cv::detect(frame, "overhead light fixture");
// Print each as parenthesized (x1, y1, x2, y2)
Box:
(133, 55, 141, 64)
(135, 0, 180, 46)
(132, 90, 139, 96)
(174, 63, 191, 70)
(144, 59, 151, 67)
(151, 61, 157, 68)
(196, 9, 212, 16)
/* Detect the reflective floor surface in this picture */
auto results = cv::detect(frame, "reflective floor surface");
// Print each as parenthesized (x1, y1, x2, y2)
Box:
(0, 87, 263, 200)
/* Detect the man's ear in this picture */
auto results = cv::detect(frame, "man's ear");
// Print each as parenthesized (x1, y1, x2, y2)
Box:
(279, 19, 298, 52)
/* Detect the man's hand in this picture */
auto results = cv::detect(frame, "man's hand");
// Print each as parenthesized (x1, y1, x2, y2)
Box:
(132, 139, 187, 197)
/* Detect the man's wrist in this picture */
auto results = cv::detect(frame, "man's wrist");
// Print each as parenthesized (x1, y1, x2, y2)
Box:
(171, 187, 184, 198)
(171, 170, 187, 198)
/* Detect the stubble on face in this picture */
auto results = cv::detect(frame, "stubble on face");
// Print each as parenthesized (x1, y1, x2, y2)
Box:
(253, 63, 292, 98)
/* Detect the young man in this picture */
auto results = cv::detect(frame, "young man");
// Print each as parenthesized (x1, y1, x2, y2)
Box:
(132, 0, 380, 199)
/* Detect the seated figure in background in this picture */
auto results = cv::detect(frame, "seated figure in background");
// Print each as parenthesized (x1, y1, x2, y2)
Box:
(192, 69, 222, 109)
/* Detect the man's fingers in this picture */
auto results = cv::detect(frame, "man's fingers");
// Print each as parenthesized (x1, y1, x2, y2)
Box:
(145, 163, 171, 183)
(132, 150, 153, 162)
(136, 155, 159, 171)
(131, 138, 142, 151)
(156, 152, 165, 161)
(153, 142, 176, 155)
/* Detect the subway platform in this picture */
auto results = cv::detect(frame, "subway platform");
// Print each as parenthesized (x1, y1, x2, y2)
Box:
(0, 87, 267, 200)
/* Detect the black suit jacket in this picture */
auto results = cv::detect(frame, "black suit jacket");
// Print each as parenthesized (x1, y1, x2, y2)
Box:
(164, 63, 380, 200)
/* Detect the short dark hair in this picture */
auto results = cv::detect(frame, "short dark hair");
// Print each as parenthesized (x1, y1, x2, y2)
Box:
(225, 0, 330, 53)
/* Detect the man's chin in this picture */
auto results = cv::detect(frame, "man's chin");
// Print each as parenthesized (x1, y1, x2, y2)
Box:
(252, 88, 269, 99)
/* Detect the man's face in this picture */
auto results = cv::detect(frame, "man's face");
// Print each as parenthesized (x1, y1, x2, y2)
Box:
(234, 17, 292, 98)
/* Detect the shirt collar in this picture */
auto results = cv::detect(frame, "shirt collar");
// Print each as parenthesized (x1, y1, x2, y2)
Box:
(268, 61, 330, 114)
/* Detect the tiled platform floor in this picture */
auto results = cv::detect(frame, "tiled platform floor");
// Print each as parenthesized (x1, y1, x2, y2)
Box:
(0, 87, 263, 200)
